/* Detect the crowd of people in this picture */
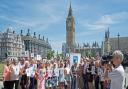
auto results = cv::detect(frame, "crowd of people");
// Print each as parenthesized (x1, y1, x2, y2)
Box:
(2, 50, 125, 89)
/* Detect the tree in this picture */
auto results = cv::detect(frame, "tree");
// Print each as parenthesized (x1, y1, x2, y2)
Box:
(47, 50, 55, 60)
(58, 53, 64, 59)
(91, 51, 96, 57)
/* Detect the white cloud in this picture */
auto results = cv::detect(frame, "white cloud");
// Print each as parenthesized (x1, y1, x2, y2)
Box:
(0, 0, 67, 52)
(85, 15, 115, 30)
(82, 11, 128, 30)
(0, 15, 41, 27)
(77, 30, 100, 37)
(0, 0, 65, 32)
(51, 40, 65, 52)
(96, 15, 116, 25)
(77, 11, 128, 38)
(110, 11, 128, 21)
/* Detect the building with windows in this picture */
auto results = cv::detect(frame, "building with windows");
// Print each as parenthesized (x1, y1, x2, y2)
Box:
(63, 3, 128, 57)
(65, 3, 76, 53)
(0, 27, 52, 59)
(0, 27, 24, 59)
(62, 3, 101, 57)
(21, 29, 52, 58)
(75, 42, 101, 57)
(103, 29, 128, 54)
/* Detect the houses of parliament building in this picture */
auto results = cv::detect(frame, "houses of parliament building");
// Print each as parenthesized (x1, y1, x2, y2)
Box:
(62, 3, 128, 57)
(62, 3, 101, 57)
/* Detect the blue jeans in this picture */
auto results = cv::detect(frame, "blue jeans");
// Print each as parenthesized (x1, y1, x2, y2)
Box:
(29, 77, 35, 89)
(95, 76, 100, 89)
(71, 76, 78, 89)
(83, 74, 88, 89)
(51, 76, 58, 89)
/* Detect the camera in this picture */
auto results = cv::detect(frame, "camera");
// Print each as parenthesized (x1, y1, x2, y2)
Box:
(101, 54, 113, 65)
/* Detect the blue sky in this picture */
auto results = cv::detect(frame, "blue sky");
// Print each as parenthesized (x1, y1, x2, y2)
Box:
(0, 0, 128, 52)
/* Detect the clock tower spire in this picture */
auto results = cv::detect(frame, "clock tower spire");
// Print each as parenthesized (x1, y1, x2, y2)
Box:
(68, 2, 73, 17)
(66, 2, 75, 53)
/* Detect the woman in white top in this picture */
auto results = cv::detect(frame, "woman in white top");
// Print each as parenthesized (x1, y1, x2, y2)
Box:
(52, 63, 59, 89)
(46, 62, 53, 89)
(58, 62, 65, 89)
(99, 64, 105, 89)
(10, 58, 20, 89)
(64, 62, 71, 89)
(105, 50, 125, 89)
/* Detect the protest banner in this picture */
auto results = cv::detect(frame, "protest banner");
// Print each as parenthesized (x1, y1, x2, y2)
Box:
(70, 53, 81, 67)
(31, 53, 34, 58)
(22, 51, 29, 57)
(39, 69, 46, 77)
(37, 55, 42, 60)
(26, 68, 31, 77)
(13, 65, 20, 75)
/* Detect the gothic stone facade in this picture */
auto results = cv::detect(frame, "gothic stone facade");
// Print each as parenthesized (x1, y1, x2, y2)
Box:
(62, 3, 101, 56)
(103, 29, 128, 54)
(65, 4, 76, 53)
(110, 37, 128, 52)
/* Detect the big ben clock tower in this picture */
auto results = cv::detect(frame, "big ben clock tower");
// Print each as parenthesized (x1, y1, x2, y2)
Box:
(66, 3, 75, 53)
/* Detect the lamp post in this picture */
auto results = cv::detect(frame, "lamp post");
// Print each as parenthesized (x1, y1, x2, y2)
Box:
(117, 33, 120, 50)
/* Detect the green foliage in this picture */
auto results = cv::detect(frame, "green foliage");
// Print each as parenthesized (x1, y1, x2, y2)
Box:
(0, 62, 4, 80)
(47, 50, 55, 60)
(91, 51, 96, 57)
(57, 53, 64, 59)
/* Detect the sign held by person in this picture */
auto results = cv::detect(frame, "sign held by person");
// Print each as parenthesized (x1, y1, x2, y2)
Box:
(70, 53, 81, 67)
(31, 53, 34, 58)
(22, 51, 29, 57)
(37, 55, 42, 60)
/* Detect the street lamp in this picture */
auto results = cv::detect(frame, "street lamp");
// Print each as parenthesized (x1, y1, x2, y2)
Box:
(117, 33, 120, 50)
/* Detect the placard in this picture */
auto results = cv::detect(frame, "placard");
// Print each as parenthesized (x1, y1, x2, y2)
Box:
(26, 68, 31, 76)
(59, 68, 64, 75)
(39, 69, 46, 76)
(91, 66, 95, 74)
(54, 69, 59, 77)
(24, 51, 29, 57)
(13, 66, 20, 75)
(70, 53, 81, 67)
(31, 53, 34, 58)
(47, 69, 52, 77)
(37, 55, 42, 60)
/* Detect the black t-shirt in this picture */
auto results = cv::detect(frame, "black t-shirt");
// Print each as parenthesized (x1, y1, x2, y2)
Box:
(87, 63, 93, 82)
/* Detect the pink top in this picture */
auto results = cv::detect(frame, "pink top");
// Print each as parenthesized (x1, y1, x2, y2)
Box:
(3, 65, 10, 81)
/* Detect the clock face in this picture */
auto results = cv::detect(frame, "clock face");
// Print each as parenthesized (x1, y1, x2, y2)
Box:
(68, 22, 72, 27)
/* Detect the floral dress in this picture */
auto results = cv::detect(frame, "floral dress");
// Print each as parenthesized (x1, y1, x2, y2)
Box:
(37, 68, 48, 89)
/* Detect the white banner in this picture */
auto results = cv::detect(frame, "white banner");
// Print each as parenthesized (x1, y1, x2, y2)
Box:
(37, 55, 42, 60)
(26, 68, 31, 77)
(24, 51, 29, 57)
(31, 53, 34, 58)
